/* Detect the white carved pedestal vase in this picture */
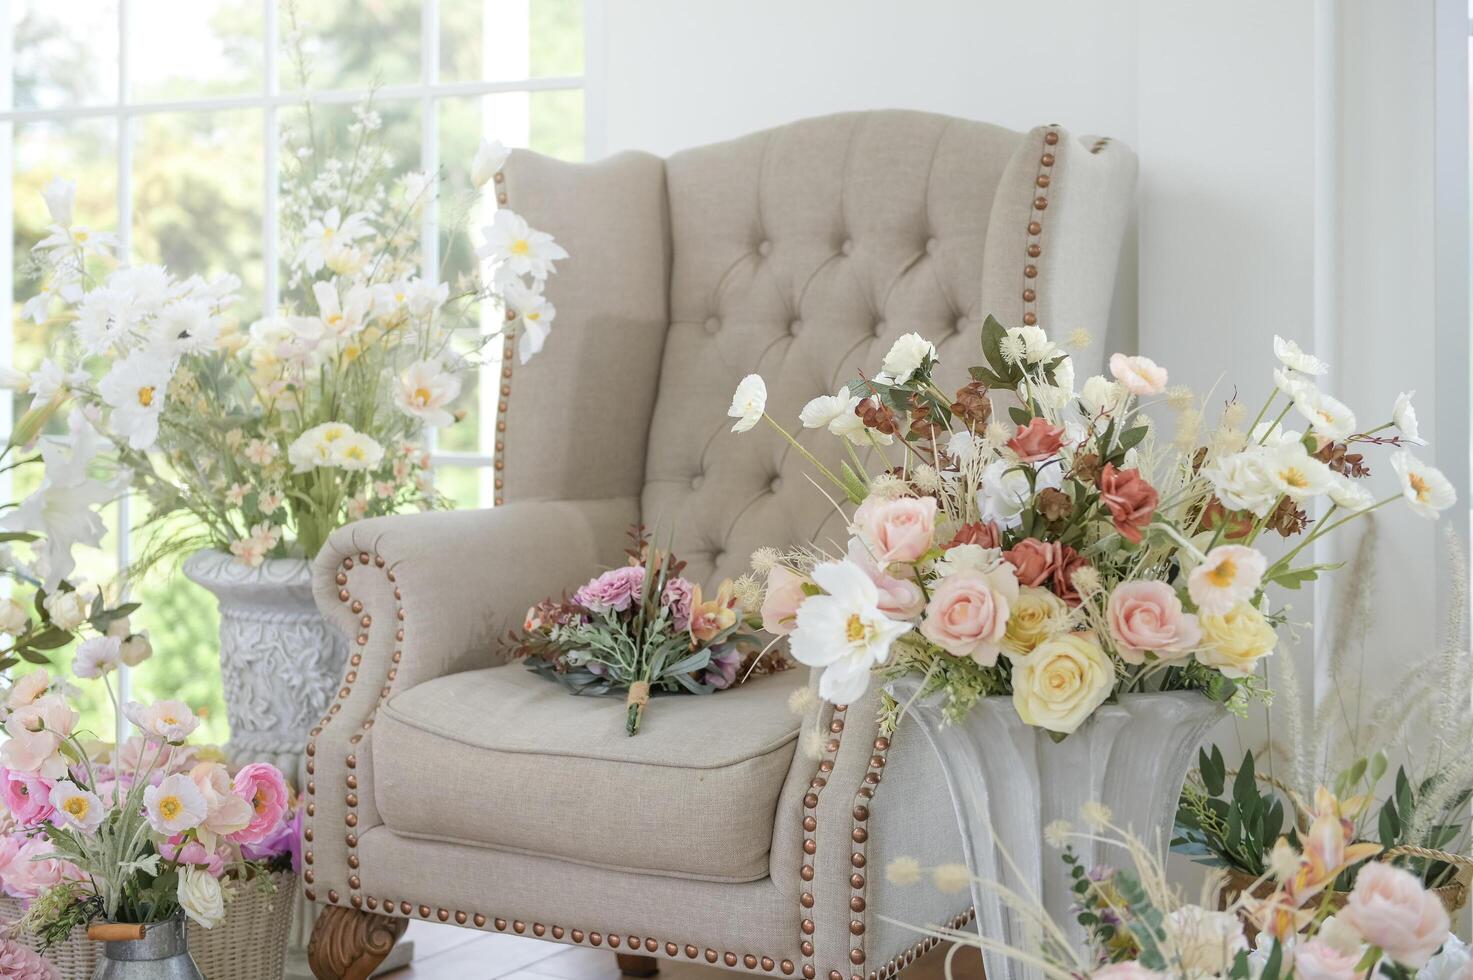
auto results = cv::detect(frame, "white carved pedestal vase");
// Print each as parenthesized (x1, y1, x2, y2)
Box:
(889, 682, 1224, 980)
(183, 550, 349, 788)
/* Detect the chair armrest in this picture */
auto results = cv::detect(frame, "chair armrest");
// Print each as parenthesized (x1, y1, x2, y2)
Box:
(301, 497, 635, 907)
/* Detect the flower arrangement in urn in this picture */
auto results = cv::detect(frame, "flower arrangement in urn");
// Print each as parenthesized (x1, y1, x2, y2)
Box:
(733, 317, 1454, 736)
(510, 527, 784, 734)
(890, 795, 1466, 979)
(0, 659, 294, 946)
(16, 107, 566, 568)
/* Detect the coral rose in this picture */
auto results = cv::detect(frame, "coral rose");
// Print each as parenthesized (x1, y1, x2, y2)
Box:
(1097, 464, 1159, 544)
(1002, 538, 1087, 605)
(852, 495, 937, 566)
(1006, 417, 1065, 462)
(919, 567, 1019, 666)
(760, 566, 811, 636)
(1340, 862, 1450, 968)
(945, 522, 1001, 550)
(1106, 581, 1201, 663)
(1011, 632, 1114, 734)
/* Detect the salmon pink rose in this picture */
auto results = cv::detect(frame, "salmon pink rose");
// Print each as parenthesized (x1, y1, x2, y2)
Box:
(1002, 539, 1087, 606)
(851, 495, 937, 567)
(946, 522, 1001, 550)
(919, 566, 1019, 666)
(760, 566, 812, 636)
(1098, 464, 1159, 544)
(1291, 938, 1361, 980)
(230, 762, 290, 846)
(1006, 417, 1065, 462)
(1340, 862, 1449, 968)
(1106, 581, 1201, 663)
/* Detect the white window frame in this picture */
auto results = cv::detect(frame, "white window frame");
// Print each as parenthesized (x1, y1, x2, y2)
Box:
(0, 0, 596, 722)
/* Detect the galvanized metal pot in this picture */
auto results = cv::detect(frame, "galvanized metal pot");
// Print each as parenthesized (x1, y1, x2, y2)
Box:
(90, 918, 204, 980)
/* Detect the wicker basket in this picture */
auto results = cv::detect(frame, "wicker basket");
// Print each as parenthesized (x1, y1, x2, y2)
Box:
(0, 871, 296, 980)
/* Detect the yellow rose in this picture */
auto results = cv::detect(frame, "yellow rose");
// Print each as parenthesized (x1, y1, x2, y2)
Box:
(1195, 602, 1276, 678)
(1011, 632, 1115, 735)
(1001, 586, 1071, 660)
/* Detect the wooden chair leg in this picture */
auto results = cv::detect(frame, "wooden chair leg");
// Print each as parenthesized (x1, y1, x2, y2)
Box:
(308, 905, 409, 980)
(616, 953, 660, 977)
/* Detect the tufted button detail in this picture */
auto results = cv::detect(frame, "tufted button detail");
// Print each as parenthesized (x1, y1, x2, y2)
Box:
(770, 476, 784, 493)
(872, 319, 886, 338)
(691, 474, 705, 490)
(841, 239, 854, 255)
(925, 238, 939, 255)
(789, 319, 802, 337)
(713, 550, 726, 564)
(704, 316, 720, 335)
(955, 316, 969, 333)
(758, 240, 772, 257)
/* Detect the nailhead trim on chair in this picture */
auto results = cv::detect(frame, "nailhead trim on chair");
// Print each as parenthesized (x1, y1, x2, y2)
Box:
(844, 732, 891, 979)
(493, 166, 512, 507)
(799, 702, 848, 979)
(1020, 126, 1061, 328)
(873, 908, 976, 980)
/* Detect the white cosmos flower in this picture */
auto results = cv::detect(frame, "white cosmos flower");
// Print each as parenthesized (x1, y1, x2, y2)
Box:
(976, 458, 1063, 529)
(49, 780, 104, 833)
(75, 283, 147, 355)
(144, 772, 209, 835)
(471, 138, 510, 188)
(728, 374, 767, 433)
(26, 359, 87, 411)
(880, 332, 936, 383)
(394, 360, 462, 428)
(331, 432, 385, 472)
(151, 299, 218, 355)
(830, 406, 892, 446)
(800, 387, 853, 429)
(1006, 325, 1059, 365)
(1263, 440, 1337, 501)
(1292, 387, 1357, 442)
(1328, 475, 1375, 513)
(312, 280, 373, 338)
(297, 208, 371, 275)
(1390, 450, 1457, 519)
(73, 636, 122, 679)
(503, 279, 557, 364)
(288, 422, 355, 473)
(1188, 545, 1267, 617)
(41, 177, 75, 227)
(478, 209, 568, 282)
(1273, 334, 1328, 376)
(789, 560, 915, 703)
(1393, 391, 1426, 445)
(98, 352, 172, 450)
(1202, 448, 1280, 518)
(1273, 367, 1316, 401)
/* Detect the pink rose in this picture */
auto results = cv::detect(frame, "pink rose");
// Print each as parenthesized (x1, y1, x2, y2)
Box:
(1340, 863, 1450, 968)
(1007, 417, 1065, 462)
(573, 566, 646, 615)
(1106, 581, 1201, 664)
(230, 762, 290, 846)
(846, 539, 926, 620)
(760, 566, 812, 636)
(1097, 464, 1159, 544)
(2, 838, 82, 900)
(660, 577, 695, 631)
(190, 762, 253, 843)
(1091, 965, 1166, 980)
(1002, 538, 1087, 606)
(852, 495, 937, 566)
(0, 938, 58, 980)
(1109, 352, 1168, 396)
(1292, 939, 1362, 980)
(919, 567, 1019, 666)
(0, 770, 54, 827)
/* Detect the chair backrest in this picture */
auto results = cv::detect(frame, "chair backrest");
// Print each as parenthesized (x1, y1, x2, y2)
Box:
(497, 111, 1136, 589)
(639, 110, 1137, 587)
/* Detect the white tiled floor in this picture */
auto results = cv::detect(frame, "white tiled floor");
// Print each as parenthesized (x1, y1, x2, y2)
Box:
(383, 923, 981, 980)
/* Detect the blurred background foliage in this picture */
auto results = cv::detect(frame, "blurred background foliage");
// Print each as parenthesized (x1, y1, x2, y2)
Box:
(7, 0, 584, 745)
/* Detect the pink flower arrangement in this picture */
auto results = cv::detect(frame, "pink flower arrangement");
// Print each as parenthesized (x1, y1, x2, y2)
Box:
(0, 770, 54, 828)
(0, 939, 58, 980)
(1339, 862, 1451, 968)
(573, 565, 646, 614)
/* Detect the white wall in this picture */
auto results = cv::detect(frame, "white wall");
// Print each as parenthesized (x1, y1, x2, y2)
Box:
(588, 0, 1469, 756)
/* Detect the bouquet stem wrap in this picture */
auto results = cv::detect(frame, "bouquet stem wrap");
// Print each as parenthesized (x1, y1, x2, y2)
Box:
(626, 680, 652, 736)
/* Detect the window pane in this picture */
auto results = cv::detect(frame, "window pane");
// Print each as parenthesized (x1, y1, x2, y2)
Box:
(131, 110, 265, 317)
(11, 0, 120, 110)
(129, 0, 264, 102)
(9, 119, 118, 420)
(440, 0, 584, 83)
(433, 464, 487, 511)
(279, 0, 420, 91)
(131, 568, 229, 746)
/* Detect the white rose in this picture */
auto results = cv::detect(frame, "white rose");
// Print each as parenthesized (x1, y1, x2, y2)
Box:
(1202, 448, 1279, 518)
(0, 599, 29, 636)
(120, 632, 153, 667)
(1006, 325, 1058, 365)
(1162, 905, 1246, 977)
(976, 458, 1062, 529)
(1010, 633, 1114, 735)
(177, 866, 226, 929)
(1078, 375, 1122, 418)
(880, 333, 936, 383)
(43, 591, 90, 631)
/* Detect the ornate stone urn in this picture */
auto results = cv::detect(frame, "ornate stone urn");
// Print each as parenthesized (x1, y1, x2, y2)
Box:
(181, 550, 348, 790)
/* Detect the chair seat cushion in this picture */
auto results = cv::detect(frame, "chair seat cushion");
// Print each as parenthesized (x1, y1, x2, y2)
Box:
(372, 664, 807, 882)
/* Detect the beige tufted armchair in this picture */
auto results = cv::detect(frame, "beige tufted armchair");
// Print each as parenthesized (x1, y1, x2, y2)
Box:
(302, 111, 1136, 980)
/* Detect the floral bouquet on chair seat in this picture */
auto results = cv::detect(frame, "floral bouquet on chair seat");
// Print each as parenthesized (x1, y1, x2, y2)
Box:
(509, 527, 782, 735)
